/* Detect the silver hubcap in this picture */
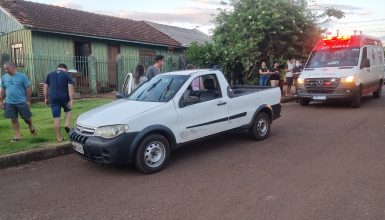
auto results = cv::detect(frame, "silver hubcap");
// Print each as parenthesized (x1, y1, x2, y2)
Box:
(144, 141, 166, 168)
(257, 118, 268, 136)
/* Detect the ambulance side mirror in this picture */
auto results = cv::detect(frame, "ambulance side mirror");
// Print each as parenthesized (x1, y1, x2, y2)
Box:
(361, 58, 370, 69)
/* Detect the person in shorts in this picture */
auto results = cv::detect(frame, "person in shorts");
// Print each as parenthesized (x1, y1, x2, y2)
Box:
(44, 64, 74, 142)
(285, 58, 295, 96)
(0, 61, 37, 142)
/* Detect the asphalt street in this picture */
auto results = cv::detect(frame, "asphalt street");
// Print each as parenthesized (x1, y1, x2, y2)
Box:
(1, 91, 385, 220)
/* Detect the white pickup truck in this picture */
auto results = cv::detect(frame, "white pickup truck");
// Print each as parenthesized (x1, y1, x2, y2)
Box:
(70, 69, 281, 173)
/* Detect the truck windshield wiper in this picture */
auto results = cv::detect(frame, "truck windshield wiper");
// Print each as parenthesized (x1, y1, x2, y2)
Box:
(158, 79, 174, 101)
(136, 79, 161, 101)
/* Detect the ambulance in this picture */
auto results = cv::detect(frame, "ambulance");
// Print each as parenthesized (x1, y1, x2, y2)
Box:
(297, 35, 384, 107)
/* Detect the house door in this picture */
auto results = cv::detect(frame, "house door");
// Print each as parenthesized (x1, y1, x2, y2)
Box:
(108, 44, 120, 91)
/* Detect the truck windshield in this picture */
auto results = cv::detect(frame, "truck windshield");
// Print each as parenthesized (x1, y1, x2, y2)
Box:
(306, 48, 360, 68)
(128, 75, 189, 102)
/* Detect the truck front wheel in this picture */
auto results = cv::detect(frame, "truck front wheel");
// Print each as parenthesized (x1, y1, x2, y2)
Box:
(249, 112, 271, 140)
(135, 134, 170, 174)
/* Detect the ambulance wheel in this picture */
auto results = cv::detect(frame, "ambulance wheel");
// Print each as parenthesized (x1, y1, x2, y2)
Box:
(350, 87, 362, 108)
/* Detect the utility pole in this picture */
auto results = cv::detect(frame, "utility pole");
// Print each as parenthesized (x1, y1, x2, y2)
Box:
(336, 29, 339, 36)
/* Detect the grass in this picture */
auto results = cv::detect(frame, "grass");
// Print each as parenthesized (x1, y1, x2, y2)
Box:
(0, 98, 113, 155)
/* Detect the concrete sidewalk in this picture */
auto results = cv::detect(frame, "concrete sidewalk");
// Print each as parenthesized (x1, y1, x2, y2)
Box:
(0, 94, 297, 169)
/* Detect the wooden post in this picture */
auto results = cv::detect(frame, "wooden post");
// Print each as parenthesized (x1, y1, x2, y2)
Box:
(116, 54, 124, 92)
(88, 54, 97, 94)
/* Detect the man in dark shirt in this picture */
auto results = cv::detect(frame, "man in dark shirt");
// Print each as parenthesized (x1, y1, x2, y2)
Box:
(146, 55, 164, 80)
(43, 64, 74, 142)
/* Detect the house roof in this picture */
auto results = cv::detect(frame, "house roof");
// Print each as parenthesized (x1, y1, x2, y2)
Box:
(0, 0, 181, 47)
(146, 21, 212, 47)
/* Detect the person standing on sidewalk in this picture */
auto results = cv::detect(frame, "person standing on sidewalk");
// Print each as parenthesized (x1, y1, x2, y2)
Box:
(292, 60, 303, 96)
(270, 61, 280, 87)
(0, 61, 37, 142)
(285, 58, 295, 96)
(146, 55, 165, 80)
(43, 64, 74, 142)
(259, 62, 271, 86)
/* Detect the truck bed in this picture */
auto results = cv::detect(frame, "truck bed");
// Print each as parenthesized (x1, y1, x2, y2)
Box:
(229, 85, 276, 98)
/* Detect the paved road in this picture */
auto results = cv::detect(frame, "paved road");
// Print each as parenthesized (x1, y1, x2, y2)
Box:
(1, 92, 385, 220)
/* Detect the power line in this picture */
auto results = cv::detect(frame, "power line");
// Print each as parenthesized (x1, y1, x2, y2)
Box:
(337, 18, 385, 24)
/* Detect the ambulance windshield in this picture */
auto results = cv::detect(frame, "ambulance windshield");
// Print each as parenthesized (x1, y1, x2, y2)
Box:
(306, 48, 360, 68)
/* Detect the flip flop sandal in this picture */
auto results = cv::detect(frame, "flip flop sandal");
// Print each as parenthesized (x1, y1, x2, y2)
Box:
(30, 127, 37, 136)
(10, 138, 21, 143)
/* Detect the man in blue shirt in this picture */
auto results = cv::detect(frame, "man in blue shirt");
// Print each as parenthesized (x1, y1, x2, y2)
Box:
(43, 64, 74, 142)
(0, 61, 37, 142)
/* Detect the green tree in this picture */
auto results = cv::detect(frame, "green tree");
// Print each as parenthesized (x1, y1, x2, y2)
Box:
(186, 0, 344, 83)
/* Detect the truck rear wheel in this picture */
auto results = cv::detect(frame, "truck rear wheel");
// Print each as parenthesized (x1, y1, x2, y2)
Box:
(373, 82, 382, 98)
(299, 98, 310, 106)
(135, 134, 170, 174)
(249, 112, 271, 140)
(350, 88, 361, 108)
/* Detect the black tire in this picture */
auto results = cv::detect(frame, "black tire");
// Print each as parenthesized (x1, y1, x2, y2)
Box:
(373, 82, 382, 98)
(135, 134, 170, 174)
(299, 98, 310, 106)
(249, 112, 271, 140)
(350, 87, 361, 108)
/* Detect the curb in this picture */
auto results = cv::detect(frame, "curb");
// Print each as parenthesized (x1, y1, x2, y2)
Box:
(0, 143, 74, 169)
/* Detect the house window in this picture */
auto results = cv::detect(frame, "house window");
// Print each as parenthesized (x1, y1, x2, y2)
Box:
(11, 43, 24, 67)
(139, 50, 156, 69)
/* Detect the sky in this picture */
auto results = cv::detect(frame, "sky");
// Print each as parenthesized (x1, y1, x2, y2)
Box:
(28, 0, 385, 40)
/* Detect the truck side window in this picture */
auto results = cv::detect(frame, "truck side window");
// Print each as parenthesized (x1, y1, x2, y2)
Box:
(182, 74, 222, 105)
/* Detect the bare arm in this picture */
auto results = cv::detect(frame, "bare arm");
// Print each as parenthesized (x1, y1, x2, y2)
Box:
(43, 84, 49, 105)
(26, 86, 32, 108)
(67, 84, 74, 108)
(0, 88, 5, 108)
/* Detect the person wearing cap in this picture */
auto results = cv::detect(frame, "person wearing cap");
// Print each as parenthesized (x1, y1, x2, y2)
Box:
(43, 64, 74, 142)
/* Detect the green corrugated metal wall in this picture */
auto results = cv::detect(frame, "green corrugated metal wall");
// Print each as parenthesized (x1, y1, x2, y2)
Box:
(0, 30, 35, 88)
(0, 8, 23, 35)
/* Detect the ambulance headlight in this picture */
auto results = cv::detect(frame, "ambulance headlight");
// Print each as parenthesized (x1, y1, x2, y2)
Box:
(297, 78, 304, 84)
(341, 76, 355, 83)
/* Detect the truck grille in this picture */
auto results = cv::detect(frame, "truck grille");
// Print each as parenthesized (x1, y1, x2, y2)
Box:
(70, 132, 89, 144)
(305, 78, 340, 89)
(75, 124, 95, 136)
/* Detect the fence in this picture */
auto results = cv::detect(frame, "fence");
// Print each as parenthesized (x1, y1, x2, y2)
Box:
(2, 52, 184, 97)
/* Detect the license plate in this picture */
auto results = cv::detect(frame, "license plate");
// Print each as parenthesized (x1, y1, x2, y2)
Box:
(72, 142, 84, 154)
(313, 96, 326, 100)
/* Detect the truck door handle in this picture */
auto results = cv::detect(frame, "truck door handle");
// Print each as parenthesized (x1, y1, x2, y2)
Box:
(217, 102, 227, 106)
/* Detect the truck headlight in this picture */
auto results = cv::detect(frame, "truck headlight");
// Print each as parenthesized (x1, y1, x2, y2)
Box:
(297, 78, 304, 84)
(94, 125, 129, 139)
(341, 76, 354, 83)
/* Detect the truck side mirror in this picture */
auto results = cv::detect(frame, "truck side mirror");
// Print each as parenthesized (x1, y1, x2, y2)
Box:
(361, 58, 370, 69)
(115, 92, 125, 99)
